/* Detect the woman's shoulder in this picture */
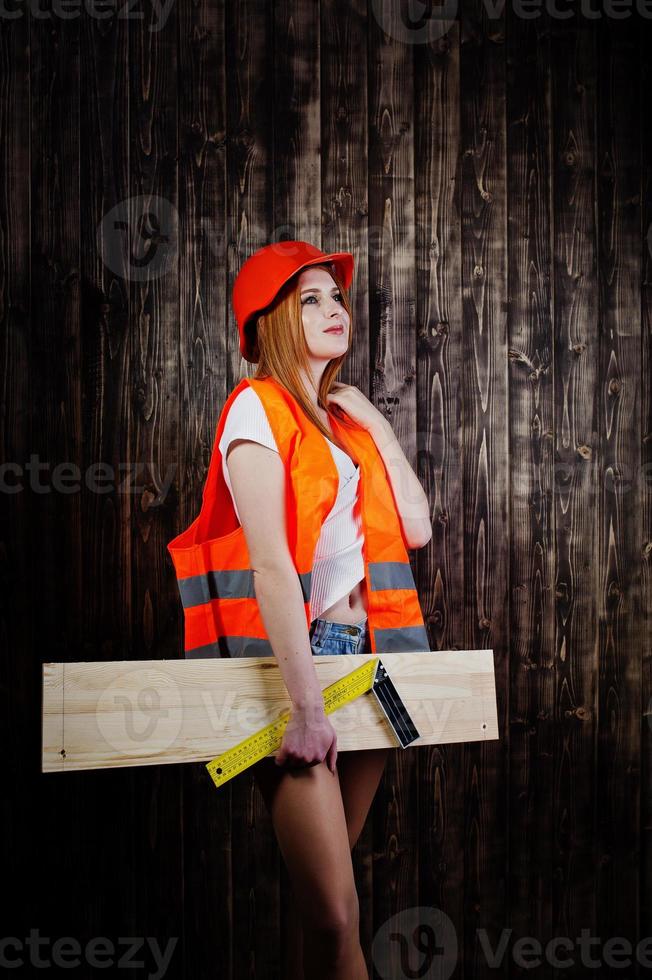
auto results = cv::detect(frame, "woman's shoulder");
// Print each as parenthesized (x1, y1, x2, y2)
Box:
(228, 384, 267, 414)
(220, 384, 279, 453)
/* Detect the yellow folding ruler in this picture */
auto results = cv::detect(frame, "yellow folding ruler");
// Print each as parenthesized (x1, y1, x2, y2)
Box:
(206, 656, 420, 788)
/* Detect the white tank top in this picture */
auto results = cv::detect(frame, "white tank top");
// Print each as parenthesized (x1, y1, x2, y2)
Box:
(218, 386, 365, 621)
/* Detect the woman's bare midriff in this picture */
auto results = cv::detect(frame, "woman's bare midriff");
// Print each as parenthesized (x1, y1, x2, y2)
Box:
(317, 575, 368, 624)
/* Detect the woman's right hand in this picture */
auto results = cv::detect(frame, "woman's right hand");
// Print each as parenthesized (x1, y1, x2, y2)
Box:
(275, 702, 338, 773)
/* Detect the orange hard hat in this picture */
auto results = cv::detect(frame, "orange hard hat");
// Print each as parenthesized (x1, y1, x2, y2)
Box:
(232, 240, 354, 362)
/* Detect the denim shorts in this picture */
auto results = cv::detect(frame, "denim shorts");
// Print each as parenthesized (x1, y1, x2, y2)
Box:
(309, 617, 369, 656)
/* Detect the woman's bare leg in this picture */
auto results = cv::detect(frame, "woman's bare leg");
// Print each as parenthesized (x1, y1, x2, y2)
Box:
(252, 748, 390, 978)
(253, 757, 368, 980)
(336, 748, 391, 849)
(285, 884, 304, 978)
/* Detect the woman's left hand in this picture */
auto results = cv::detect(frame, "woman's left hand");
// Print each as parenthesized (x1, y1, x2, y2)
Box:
(325, 383, 388, 433)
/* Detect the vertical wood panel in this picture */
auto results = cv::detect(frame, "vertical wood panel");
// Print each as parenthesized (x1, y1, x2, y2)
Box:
(367, 0, 421, 966)
(414, 17, 467, 969)
(641, 15, 652, 945)
(506, 8, 555, 974)
(551, 15, 599, 955)
(30, 6, 84, 946)
(0, 9, 32, 938)
(79, 7, 136, 954)
(459, 0, 510, 973)
(596, 15, 643, 954)
(274, 0, 321, 244)
(127, 1, 183, 972)
(227, 2, 278, 976)
(177, 2, 229, 978)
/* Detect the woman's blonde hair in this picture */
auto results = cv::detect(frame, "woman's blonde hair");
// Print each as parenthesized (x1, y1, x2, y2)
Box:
(246, 262, 359, 449)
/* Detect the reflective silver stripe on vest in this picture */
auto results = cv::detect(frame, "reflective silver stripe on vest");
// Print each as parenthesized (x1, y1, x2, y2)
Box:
(185, 636, 275, 659)
(373, 625, 430, 653)
(298, 570, 312, 602)
(178, 569, 255, 608)
(178, 568, 312, 609)
(368, 561, 417, 591)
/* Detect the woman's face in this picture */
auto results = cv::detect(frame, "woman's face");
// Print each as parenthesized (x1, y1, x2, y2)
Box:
(298, 266, 350, 361)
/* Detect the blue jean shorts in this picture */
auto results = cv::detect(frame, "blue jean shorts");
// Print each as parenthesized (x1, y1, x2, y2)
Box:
(309, 617, 369, 656)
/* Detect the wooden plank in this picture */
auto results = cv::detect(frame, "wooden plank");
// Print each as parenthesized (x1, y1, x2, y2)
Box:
(414, 17, 466, 960)
(596, 15, 643, 953)
(42, 651, 498, 773)
(127, 0, 183, 966)
(227, 1, 279, 975)
(506, 7, 556, 971)
(274, 0, 321, 242)
(0, 6, 31, 941)
(459, 0, 509, 972)
(641, 14, 652, 948)
(177, 1, 231, 979)
(79, 6, 137, 953)
(29, 6, 84, 947)
(551, 14, 599, 957)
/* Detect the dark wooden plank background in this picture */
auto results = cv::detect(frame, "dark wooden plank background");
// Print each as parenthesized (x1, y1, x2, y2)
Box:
(1, 2, 651, 978)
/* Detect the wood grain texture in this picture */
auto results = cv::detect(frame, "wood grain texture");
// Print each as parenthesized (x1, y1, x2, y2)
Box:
(177, 2, 231, 978)
(641, 15, 652, 952)
(29, 7, 86, 951)
(367, 4, 423, 969)
(0, 9, 31, 942)
(78, 7, 137, 955)
(226, 3, 280, 976)
(2, 2, 651, 977)
(127, 0, 184, 968)
(414, 17, 467, 972)
(459, 1, 509, 974)
(42, 650, 499, 772)
(506, 10, 556, 976)
(595, 14, 643, 958)
(551, 17, 600, 960)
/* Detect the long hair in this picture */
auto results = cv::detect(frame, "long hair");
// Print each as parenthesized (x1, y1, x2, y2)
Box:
(245, 262, 359, 451)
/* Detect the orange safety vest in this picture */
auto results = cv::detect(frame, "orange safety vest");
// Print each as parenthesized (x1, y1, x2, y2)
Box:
(167, 376, 429, 657)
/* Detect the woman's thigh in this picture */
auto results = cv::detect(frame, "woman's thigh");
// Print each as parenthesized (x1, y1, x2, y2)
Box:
(336, 748, 390, 849)
(304, 616, 388, 849)
(252, 758, 359, 930)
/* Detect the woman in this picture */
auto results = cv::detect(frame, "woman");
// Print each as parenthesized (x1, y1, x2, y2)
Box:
(170, 241, 431, 979)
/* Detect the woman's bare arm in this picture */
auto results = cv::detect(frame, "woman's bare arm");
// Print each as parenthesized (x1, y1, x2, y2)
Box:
(225, 439, 324, 709)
